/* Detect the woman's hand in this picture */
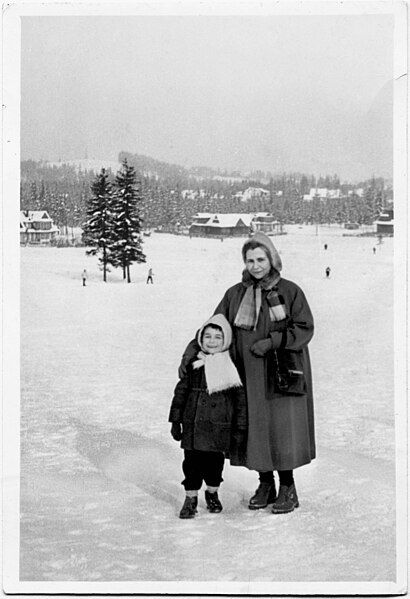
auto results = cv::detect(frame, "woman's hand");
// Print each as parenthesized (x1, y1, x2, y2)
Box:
(250, 338, 273, 357)
(170, 422, 182, 441)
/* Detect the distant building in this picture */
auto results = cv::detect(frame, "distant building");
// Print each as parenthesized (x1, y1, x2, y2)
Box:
(189, 213, 253, 237)
(241, 187, 270, 202)
(303, 188, 342, 201)
(20, 210, 59, 245)
(251, 212, 283, 235)
(181, 189, 206, 200)
(344, 222, 360, 230)
(374, 208, 394, 235)
(347, 188, 364, 198)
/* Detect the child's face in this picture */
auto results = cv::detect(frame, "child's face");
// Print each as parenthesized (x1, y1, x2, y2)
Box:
(202, 327, 224, 354)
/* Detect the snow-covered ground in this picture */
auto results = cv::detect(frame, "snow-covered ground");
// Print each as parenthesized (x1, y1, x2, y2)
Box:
(20, 225, 396, 584)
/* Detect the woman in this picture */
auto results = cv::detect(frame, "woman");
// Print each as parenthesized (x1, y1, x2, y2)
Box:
(179, 231, 315, 514)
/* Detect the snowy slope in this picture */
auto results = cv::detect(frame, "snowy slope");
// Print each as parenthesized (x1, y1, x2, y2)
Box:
(20, 226, 396, 584)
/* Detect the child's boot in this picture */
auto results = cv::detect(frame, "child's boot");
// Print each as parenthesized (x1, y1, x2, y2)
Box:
(205, 490, 223, 513)
(179, 495, 198, 519)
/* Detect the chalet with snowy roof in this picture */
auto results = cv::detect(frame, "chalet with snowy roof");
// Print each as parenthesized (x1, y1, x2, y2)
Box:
(374, 207, 394, 235)
(251, 212, 282, 235)
(348, 188, 364, 198)
(303, 188, 341, 201)
(20, 210, 59, 245)
(241, 187, 270, 202)
(189, 213, 253, 237)
(181, 189, 206, 200)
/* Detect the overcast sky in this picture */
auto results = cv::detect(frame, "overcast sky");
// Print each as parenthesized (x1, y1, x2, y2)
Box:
(21, 14, 393, 181)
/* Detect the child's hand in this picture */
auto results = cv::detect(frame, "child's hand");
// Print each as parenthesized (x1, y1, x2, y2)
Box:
(170, 422, 182, 441)
(250, 338, 273, 357)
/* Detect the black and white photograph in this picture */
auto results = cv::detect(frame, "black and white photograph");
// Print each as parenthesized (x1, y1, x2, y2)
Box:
(2, 0, 408, 595)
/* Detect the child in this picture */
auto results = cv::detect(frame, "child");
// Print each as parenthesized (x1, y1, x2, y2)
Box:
(169, 314, 247, 519)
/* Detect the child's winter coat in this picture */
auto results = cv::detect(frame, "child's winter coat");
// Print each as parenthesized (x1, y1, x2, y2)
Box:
(169, 314, 247, 456)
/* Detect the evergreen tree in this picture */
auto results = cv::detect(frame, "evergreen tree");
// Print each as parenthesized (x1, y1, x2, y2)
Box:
(29, 181, 39, 210)
(83, 168, 115, 282)
(112, 160, 146, 283)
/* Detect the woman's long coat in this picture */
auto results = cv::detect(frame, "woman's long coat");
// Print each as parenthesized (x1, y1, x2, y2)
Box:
(214, 278, 315, 471)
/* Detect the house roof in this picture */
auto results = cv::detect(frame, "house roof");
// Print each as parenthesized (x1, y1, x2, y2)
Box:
(244, 187, 269, 194)
(374, 220, 394, 226)
(191, 213, 253, 228)
(20, 210, 53, 222)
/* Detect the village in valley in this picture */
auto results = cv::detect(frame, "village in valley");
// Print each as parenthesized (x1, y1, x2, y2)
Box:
(20, 153, 394, 253)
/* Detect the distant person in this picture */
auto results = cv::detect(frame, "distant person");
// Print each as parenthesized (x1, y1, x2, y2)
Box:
(146, 268, 154, 284)
(324, 244, 328, 250)
(325, 267, 331, 278)
(373, 247, 376, 255)
(81, 269, 87, 287)
(169, 314, 247, 519)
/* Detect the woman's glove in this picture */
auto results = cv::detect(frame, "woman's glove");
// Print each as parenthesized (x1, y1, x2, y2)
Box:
(250, 338, 273, 357)
(170, 422, 182, 441)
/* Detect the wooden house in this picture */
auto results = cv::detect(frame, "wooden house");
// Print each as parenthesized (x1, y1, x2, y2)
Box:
(374, 208, 394, 235)
(189, 213, 252, 237)
(20, 211, 59, 245)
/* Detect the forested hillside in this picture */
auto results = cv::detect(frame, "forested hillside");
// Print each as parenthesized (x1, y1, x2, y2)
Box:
(20, 153, 392, 234)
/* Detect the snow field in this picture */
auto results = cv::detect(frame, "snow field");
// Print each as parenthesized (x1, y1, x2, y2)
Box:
(20, 226, 395, 582)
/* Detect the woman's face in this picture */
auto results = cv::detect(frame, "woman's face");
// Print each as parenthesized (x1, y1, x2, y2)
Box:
(245, 247, 271, 279)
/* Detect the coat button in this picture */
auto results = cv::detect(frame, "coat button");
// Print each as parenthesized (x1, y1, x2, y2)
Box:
(211, 402, 216, 407)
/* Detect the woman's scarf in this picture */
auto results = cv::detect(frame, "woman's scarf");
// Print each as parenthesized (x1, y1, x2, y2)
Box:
(193, 350, 242, 395)
(234, 269, 286, 330)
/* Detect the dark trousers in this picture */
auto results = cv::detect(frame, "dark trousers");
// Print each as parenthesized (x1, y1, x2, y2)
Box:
(182, 449, 225, 490)
(146, 276, 153, 284)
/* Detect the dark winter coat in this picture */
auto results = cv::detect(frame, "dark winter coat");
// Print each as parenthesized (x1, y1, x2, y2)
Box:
(169, 364, 247, 456)
(214, 277, 315, 471)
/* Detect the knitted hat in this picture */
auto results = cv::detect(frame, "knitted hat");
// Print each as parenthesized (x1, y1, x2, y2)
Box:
(197, 313, 232, 352)
(242, 231, 282, 272)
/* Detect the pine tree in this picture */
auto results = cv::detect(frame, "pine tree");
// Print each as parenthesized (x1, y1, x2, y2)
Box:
(83, 168, 115, 282)
(111, 160, 146, 283)
(29, 181, 39, 210)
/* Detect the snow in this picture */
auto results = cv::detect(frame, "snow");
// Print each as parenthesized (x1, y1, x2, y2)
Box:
(19, 225, 396, 585)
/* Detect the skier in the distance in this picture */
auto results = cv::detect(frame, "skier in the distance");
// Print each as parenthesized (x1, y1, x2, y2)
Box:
(81, 269, 87, 287)
(325, 266, 331, 278)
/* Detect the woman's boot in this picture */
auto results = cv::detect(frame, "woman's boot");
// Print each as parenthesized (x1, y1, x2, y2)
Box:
(248, 481, 277, 510)
(271, 484, 299, 514)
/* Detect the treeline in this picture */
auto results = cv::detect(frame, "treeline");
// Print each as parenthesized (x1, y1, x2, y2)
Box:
(20, 154, 392, 233)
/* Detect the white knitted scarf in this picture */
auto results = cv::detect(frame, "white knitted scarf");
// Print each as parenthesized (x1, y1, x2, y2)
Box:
(193, 350, 243, 395)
